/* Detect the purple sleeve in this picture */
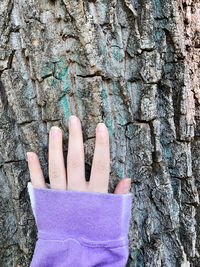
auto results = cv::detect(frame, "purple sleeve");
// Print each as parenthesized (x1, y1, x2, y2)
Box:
(27, 182, 133, 267)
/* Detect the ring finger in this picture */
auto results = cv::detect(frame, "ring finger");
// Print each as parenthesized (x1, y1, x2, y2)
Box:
(49, 126, 67, 190)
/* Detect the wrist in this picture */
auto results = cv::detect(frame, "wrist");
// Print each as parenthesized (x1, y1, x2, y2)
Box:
(27, 182, 133, 244)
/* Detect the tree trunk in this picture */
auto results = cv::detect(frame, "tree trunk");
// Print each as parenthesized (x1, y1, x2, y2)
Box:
(0, 0, 200, 266)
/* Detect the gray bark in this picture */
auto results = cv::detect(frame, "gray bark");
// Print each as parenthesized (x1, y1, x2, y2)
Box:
(0, 0, 200, 266)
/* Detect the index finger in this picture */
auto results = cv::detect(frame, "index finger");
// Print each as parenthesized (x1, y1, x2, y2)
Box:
(89, 123, 110, 193)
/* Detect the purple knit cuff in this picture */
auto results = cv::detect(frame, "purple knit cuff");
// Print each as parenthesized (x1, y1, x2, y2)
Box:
(27, 182, 133, 245)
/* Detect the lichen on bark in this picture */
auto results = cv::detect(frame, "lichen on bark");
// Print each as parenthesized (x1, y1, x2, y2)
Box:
(0, 0, 200, 266)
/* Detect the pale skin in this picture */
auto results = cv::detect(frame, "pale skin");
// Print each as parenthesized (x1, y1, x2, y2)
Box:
(27, 115, 131, 194)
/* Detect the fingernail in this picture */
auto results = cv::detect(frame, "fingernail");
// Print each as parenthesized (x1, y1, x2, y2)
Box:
(124, 178, 131, 192)
(97, 123, 106, 132)
(69, 115, 78, 125)
(26, 152, 34, 162)
(51, 126, 60, 137)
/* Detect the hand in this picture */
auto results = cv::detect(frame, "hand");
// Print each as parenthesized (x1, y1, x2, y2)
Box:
(26, 115, 131, 194)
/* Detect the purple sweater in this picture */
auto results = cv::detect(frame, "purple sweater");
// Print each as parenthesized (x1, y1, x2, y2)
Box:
(27, 182, 133, 267)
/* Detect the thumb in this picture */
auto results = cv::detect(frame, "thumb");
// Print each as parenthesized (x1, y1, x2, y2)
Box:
(114, 178, 131, 194)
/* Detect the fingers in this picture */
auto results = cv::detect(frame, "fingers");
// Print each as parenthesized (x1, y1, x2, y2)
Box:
(89, 123, 110, 193)
(67, 116, 86, 191)
(114, 178, 132, 194)
(49, 126, 67, 190)
(27, 152, 47, 188)
(27, 120, 131, 194)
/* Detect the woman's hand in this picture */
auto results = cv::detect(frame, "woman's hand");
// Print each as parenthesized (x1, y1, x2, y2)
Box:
(26, 115, 131, 194)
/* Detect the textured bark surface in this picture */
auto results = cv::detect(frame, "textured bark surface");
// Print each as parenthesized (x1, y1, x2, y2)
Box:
(0, 0, 200, 266)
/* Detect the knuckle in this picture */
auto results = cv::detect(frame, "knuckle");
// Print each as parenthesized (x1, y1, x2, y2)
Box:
(68, 157, 81, 169)
(94, 160, 108, 173)
(50, 168, 60, 180)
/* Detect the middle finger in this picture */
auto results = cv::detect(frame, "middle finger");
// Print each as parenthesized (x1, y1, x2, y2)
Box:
(67, 116, 86, 191)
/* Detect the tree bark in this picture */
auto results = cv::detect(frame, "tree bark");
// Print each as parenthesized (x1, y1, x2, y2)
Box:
(0, 0, 200, 266)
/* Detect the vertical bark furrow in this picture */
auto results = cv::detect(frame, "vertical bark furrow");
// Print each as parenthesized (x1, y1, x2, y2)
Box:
(0, 0, 199, 266)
